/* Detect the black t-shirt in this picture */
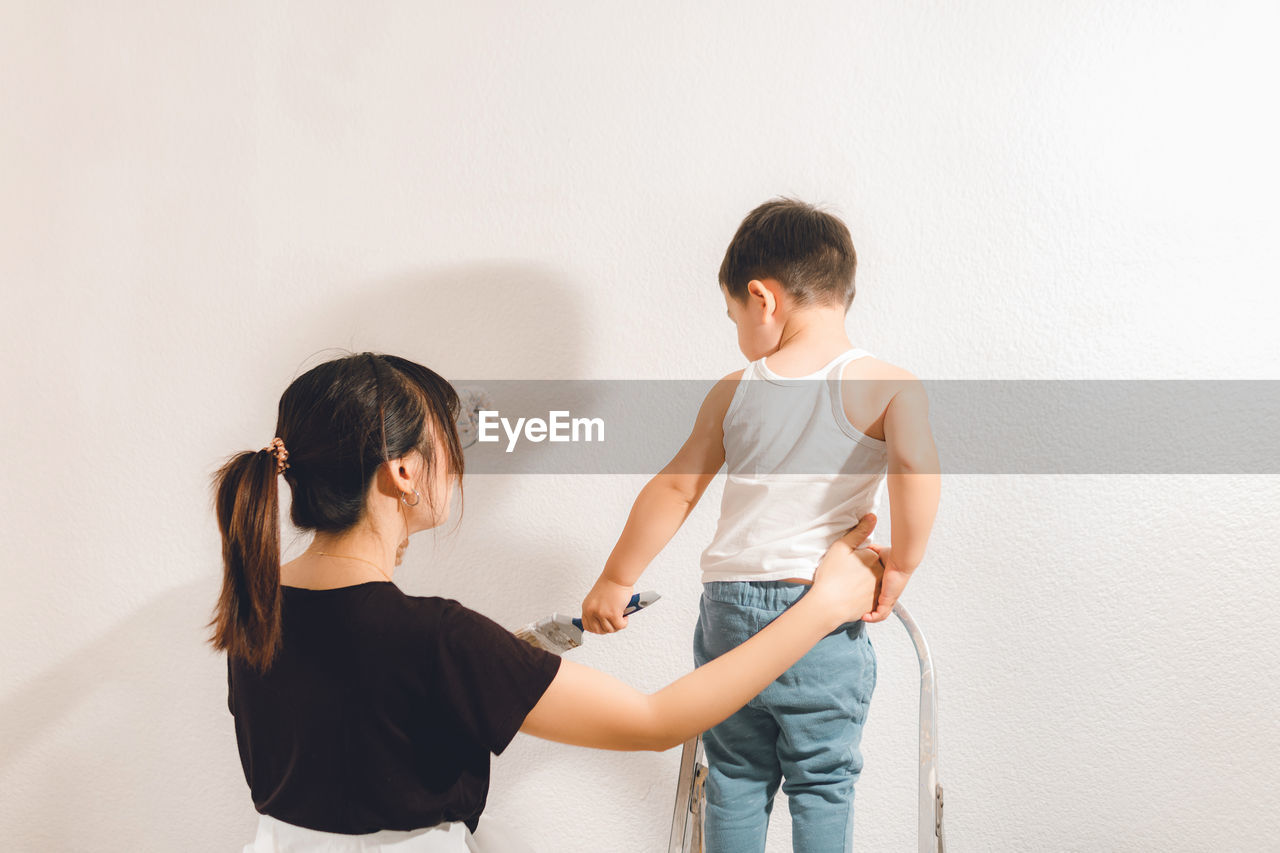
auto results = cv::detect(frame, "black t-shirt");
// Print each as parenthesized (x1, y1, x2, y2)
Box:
(226, 581, 562, 835)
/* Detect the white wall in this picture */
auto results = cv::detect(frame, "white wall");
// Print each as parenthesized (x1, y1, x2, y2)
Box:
(3, 2, 1278, 851)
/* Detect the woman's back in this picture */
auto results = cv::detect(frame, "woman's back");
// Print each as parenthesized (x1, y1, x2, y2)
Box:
(228, 582, 560, 836)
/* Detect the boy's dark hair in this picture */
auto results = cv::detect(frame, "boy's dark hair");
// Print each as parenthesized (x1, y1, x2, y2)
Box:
(719, 198, 857, 308)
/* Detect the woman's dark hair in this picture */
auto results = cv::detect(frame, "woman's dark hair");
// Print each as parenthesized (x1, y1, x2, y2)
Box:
(719, 197, 858, 309)
(209, 352, 464, 671)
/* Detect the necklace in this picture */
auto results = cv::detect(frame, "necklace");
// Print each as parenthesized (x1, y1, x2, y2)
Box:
(316, 551, 394, 583)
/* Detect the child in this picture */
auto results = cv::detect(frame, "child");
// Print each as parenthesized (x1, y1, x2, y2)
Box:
(581, 198, 940, 852)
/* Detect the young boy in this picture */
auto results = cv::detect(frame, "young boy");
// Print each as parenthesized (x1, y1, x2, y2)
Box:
(581, 198, 940, 852)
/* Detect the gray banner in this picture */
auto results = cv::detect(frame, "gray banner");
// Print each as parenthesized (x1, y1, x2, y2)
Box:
(449, 380, 1280, 474)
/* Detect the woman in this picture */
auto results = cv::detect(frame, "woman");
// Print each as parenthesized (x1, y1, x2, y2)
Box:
(213, 352, 882, 852)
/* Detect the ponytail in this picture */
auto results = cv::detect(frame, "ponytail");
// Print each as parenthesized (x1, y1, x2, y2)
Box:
(210, 448, 283, 671)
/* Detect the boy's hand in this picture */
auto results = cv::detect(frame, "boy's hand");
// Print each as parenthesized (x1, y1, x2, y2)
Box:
(581, 577, 636, 634)
(860, 543, 914, 622)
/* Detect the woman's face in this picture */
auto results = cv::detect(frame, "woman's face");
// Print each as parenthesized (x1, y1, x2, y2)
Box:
(382, 429, 458, 541)
(406, 438, 456, 533)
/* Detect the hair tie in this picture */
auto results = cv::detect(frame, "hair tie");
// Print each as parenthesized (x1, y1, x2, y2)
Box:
(263, 437, 290, 474)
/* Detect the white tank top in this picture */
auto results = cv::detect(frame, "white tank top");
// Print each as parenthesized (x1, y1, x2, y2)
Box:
(699, 347, 889, 584)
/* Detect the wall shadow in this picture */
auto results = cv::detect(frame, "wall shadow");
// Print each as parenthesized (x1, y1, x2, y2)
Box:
(0, 579, 254, 851)
(0, 262, 597, 851)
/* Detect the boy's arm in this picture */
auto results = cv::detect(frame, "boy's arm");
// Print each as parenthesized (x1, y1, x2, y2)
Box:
(580, 372, 741, 634)
(863, 375, 940, 622)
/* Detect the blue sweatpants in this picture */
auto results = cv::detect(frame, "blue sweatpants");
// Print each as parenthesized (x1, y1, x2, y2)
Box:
(693, 581, 877, 853)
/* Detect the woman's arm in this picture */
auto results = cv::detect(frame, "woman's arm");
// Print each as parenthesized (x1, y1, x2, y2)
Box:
(520, 515, 883, 751)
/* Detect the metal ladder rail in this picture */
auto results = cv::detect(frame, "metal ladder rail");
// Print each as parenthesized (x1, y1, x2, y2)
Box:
(893, 601, 945, 853)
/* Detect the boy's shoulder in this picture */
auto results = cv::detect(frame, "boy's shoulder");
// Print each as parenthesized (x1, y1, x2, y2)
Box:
(839, 355, 928, 434)
(840, 353, 918, 384)
(701, 368, 747, 417)
(708, 368, 747, 399)
(683, 369, 747, 439)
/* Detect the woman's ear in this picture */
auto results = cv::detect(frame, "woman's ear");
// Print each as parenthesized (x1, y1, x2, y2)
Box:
(383, 452, 420, 497)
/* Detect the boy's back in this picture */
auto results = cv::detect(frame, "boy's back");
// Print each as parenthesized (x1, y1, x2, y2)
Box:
(701, 346, 892, 584)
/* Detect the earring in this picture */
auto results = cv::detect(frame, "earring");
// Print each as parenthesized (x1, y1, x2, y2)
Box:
(401, 489, 421, 507)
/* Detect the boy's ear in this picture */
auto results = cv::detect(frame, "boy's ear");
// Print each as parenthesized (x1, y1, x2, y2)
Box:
(746, 279, 780, 319)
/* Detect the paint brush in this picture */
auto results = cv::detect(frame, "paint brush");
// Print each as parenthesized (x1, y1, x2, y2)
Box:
(514, 591, 661, 654)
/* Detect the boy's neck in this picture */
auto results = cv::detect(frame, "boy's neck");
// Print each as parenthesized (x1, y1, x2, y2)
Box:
(766, 304, 853, 366)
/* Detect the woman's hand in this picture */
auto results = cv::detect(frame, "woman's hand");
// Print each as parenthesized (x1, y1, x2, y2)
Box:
(808, 514, 885, 629)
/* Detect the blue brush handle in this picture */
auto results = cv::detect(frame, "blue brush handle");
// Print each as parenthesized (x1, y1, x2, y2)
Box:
(571, 591, 659, 631)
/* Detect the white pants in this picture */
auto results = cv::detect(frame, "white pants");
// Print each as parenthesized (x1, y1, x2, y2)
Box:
(242, 814, 534, 853)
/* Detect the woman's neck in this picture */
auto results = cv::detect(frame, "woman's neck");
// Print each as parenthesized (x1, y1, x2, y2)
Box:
(282, 527, 407, 589)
